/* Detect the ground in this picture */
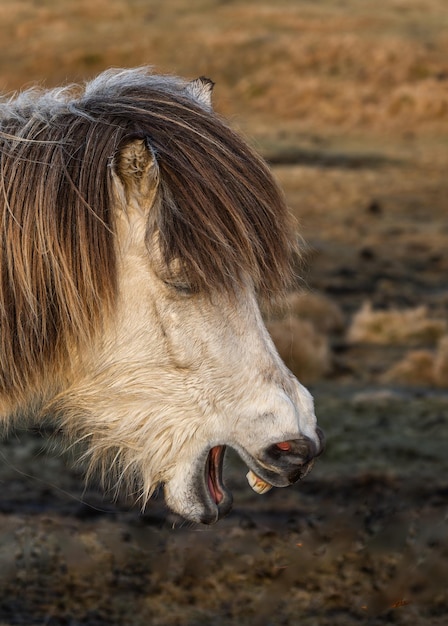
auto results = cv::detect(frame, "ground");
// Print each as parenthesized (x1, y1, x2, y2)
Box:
(0, 1, 448, 624)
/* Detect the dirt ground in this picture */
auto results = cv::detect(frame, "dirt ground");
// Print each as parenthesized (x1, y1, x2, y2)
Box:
(1, 1, 448, 624)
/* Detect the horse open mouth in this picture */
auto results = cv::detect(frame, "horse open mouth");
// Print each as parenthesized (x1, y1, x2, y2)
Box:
(202, 445, 233, 523)
(202, 439, 320, 524)
(206, 445, 227, 505)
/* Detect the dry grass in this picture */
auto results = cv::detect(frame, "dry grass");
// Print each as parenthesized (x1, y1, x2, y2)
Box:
(384, 334, 448, 387)
(0, 0, 447, 140)
(266, 290, 343, 382)
(267, 316, 331, 384)
(347, 303, 447, 346)
(271, 291, 345, 334)
(383, 349, 437, 386)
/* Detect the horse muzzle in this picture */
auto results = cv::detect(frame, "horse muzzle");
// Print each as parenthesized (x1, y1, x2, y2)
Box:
(246, 427, 325, 492)
(185, 427, 324, 525)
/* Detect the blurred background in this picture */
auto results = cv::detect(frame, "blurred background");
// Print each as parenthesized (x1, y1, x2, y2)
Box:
(0, 1, 448, 624)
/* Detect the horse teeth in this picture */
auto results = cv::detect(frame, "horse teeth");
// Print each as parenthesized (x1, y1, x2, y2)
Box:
(246, 470, 272, 494)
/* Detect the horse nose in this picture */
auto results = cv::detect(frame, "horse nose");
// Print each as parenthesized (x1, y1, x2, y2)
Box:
(266, 437, 314, 464)
(263, 428, 325, 484)
(267, 428, 325, 463)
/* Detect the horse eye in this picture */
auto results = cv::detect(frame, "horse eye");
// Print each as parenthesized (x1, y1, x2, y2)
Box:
(163, 280, 194, 296)
(174, 283, 193, 295)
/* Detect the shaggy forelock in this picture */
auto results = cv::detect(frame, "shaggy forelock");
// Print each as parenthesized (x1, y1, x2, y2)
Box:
(0, 67, 297, 398)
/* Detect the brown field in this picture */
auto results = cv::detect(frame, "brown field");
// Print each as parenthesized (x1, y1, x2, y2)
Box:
(1, 1, 448, 624)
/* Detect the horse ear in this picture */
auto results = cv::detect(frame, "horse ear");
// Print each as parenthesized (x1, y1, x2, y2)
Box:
(186, 76, 215, 109)
(113, 138, 159, 204)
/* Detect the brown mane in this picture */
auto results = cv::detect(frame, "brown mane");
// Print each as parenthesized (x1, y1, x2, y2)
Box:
(0, 68, 297, 400)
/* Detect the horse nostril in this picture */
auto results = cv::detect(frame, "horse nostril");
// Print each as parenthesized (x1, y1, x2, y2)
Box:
(262, 434, 322, 485)
(275, 441, 292, 452)
(267, 437, 316, 463)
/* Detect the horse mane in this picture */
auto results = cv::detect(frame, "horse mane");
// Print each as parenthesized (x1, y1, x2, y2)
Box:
(0, 67, 297, 400)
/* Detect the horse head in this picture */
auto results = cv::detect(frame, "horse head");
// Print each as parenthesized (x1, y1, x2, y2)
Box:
(0, 69, 324, 524)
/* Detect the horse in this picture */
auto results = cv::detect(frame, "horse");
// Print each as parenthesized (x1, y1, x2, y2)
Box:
(0, 67, 323, 524)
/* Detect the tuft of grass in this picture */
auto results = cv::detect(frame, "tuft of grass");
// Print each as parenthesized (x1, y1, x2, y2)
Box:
(384, 334, 448, 387)
(347, 303, 447, 347)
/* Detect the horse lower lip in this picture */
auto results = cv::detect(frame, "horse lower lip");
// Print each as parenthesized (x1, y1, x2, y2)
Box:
(289, 459, 315, 483)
